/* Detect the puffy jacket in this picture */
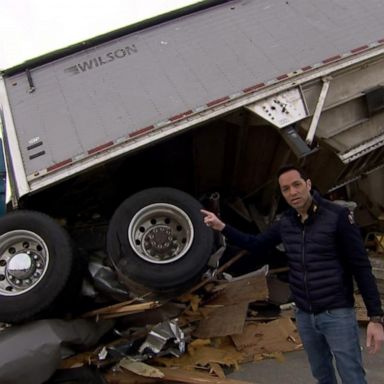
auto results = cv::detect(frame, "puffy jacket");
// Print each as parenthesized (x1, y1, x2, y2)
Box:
(222, 191, 383, 316)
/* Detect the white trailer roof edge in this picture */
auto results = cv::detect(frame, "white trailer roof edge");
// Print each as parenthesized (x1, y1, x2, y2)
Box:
(0, 0, 229, 75)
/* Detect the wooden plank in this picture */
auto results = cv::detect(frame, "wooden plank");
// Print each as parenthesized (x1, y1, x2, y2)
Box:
(159, 367, 257, 384)
(105, 368, 257, 384)
(82, 300, 160, 318)
(231, 318, 302, 354)
(207, 275, 268, 306)
(194, 302, 248, 338)
(104, 370, 157, 383)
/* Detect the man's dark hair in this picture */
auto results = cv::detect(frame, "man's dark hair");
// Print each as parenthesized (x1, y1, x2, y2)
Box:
(277, 164, 309, 180)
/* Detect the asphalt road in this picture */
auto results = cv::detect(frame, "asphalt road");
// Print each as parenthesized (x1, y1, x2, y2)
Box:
(228, 326, 384, 384)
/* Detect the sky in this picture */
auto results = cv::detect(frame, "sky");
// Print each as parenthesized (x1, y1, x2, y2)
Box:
(0, 0, 202, 70)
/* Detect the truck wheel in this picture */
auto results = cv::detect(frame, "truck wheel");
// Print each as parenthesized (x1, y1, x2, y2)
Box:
(107, 187, 214, 294)
(0, 210, 75, 323)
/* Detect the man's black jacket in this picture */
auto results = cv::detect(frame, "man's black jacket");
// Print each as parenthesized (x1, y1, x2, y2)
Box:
(222, 191, 383, 316)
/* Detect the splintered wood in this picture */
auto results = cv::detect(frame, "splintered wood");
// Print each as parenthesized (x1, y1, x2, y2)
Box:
(194, 303, 249, 338)
(156, 344, 243, 371)
(67, 264, 304, 384)
(206, 275, 269, 306)
(193, 275, 268, 339)
(82, 299, 161, 319)
(105, 367, 257, 384)
(148, 272, 302, 381)
(231, 318, 302, 361)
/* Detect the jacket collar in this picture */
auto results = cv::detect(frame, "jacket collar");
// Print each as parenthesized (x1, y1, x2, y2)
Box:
(286, 190, 321, 222)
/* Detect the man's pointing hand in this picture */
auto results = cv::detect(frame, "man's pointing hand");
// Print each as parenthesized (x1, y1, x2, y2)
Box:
(201, 209, 226, 231)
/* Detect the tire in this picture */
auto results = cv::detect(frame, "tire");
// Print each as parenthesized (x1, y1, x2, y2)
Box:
(107, 187, 214, 294)
(0, 210, 75, 323)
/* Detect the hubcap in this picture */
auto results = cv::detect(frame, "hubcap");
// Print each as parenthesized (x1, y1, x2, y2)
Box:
(128, 203, 194, 264)
(0, 230, 49, 296)
(8, 252, 35, 279)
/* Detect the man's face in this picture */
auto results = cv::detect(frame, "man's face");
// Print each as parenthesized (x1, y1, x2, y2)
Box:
(278, 169, 312, 211)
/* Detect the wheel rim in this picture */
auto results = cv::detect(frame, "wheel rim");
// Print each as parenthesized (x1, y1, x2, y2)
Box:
(0, 230, 49, 296)
(128, 203, 194, 264)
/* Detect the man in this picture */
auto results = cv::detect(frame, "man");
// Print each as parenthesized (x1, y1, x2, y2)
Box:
(201, 164, 384, 384)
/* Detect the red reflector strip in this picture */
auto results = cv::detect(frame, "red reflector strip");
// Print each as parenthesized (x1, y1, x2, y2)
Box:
(378, 38, 384, 44)
(169, 110, 193, 121)
(207, 96, 230, 107)
(47, 159, 72, 172)
(129, 125, 154, 138)
(302, 66, 312, 71)
(243, 83, 265, 93)
(276, 74, 289, 80)
(88, 141, 114, 155)
(351, 45, 369, 53)
(322, 55, 341, 64)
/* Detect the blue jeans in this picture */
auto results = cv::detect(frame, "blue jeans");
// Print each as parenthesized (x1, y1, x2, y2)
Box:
(295, 307, 366, 384)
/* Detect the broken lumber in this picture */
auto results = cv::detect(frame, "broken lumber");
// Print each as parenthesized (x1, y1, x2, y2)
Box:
(82, 300, 160, 319)
(105, 367, 257, 384)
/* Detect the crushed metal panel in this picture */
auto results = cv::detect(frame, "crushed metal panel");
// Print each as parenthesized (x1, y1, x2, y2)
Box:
(139, 319, 185, 357)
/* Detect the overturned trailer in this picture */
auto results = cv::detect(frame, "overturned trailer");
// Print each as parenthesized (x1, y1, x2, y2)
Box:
(1, 0, 384, 322)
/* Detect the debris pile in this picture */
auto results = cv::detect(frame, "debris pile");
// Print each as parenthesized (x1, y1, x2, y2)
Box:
(0, 249, 306, 384)
(1, 240, 376, 384)
(366, 233, 384, 299)
(64, 265, 302, 384)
